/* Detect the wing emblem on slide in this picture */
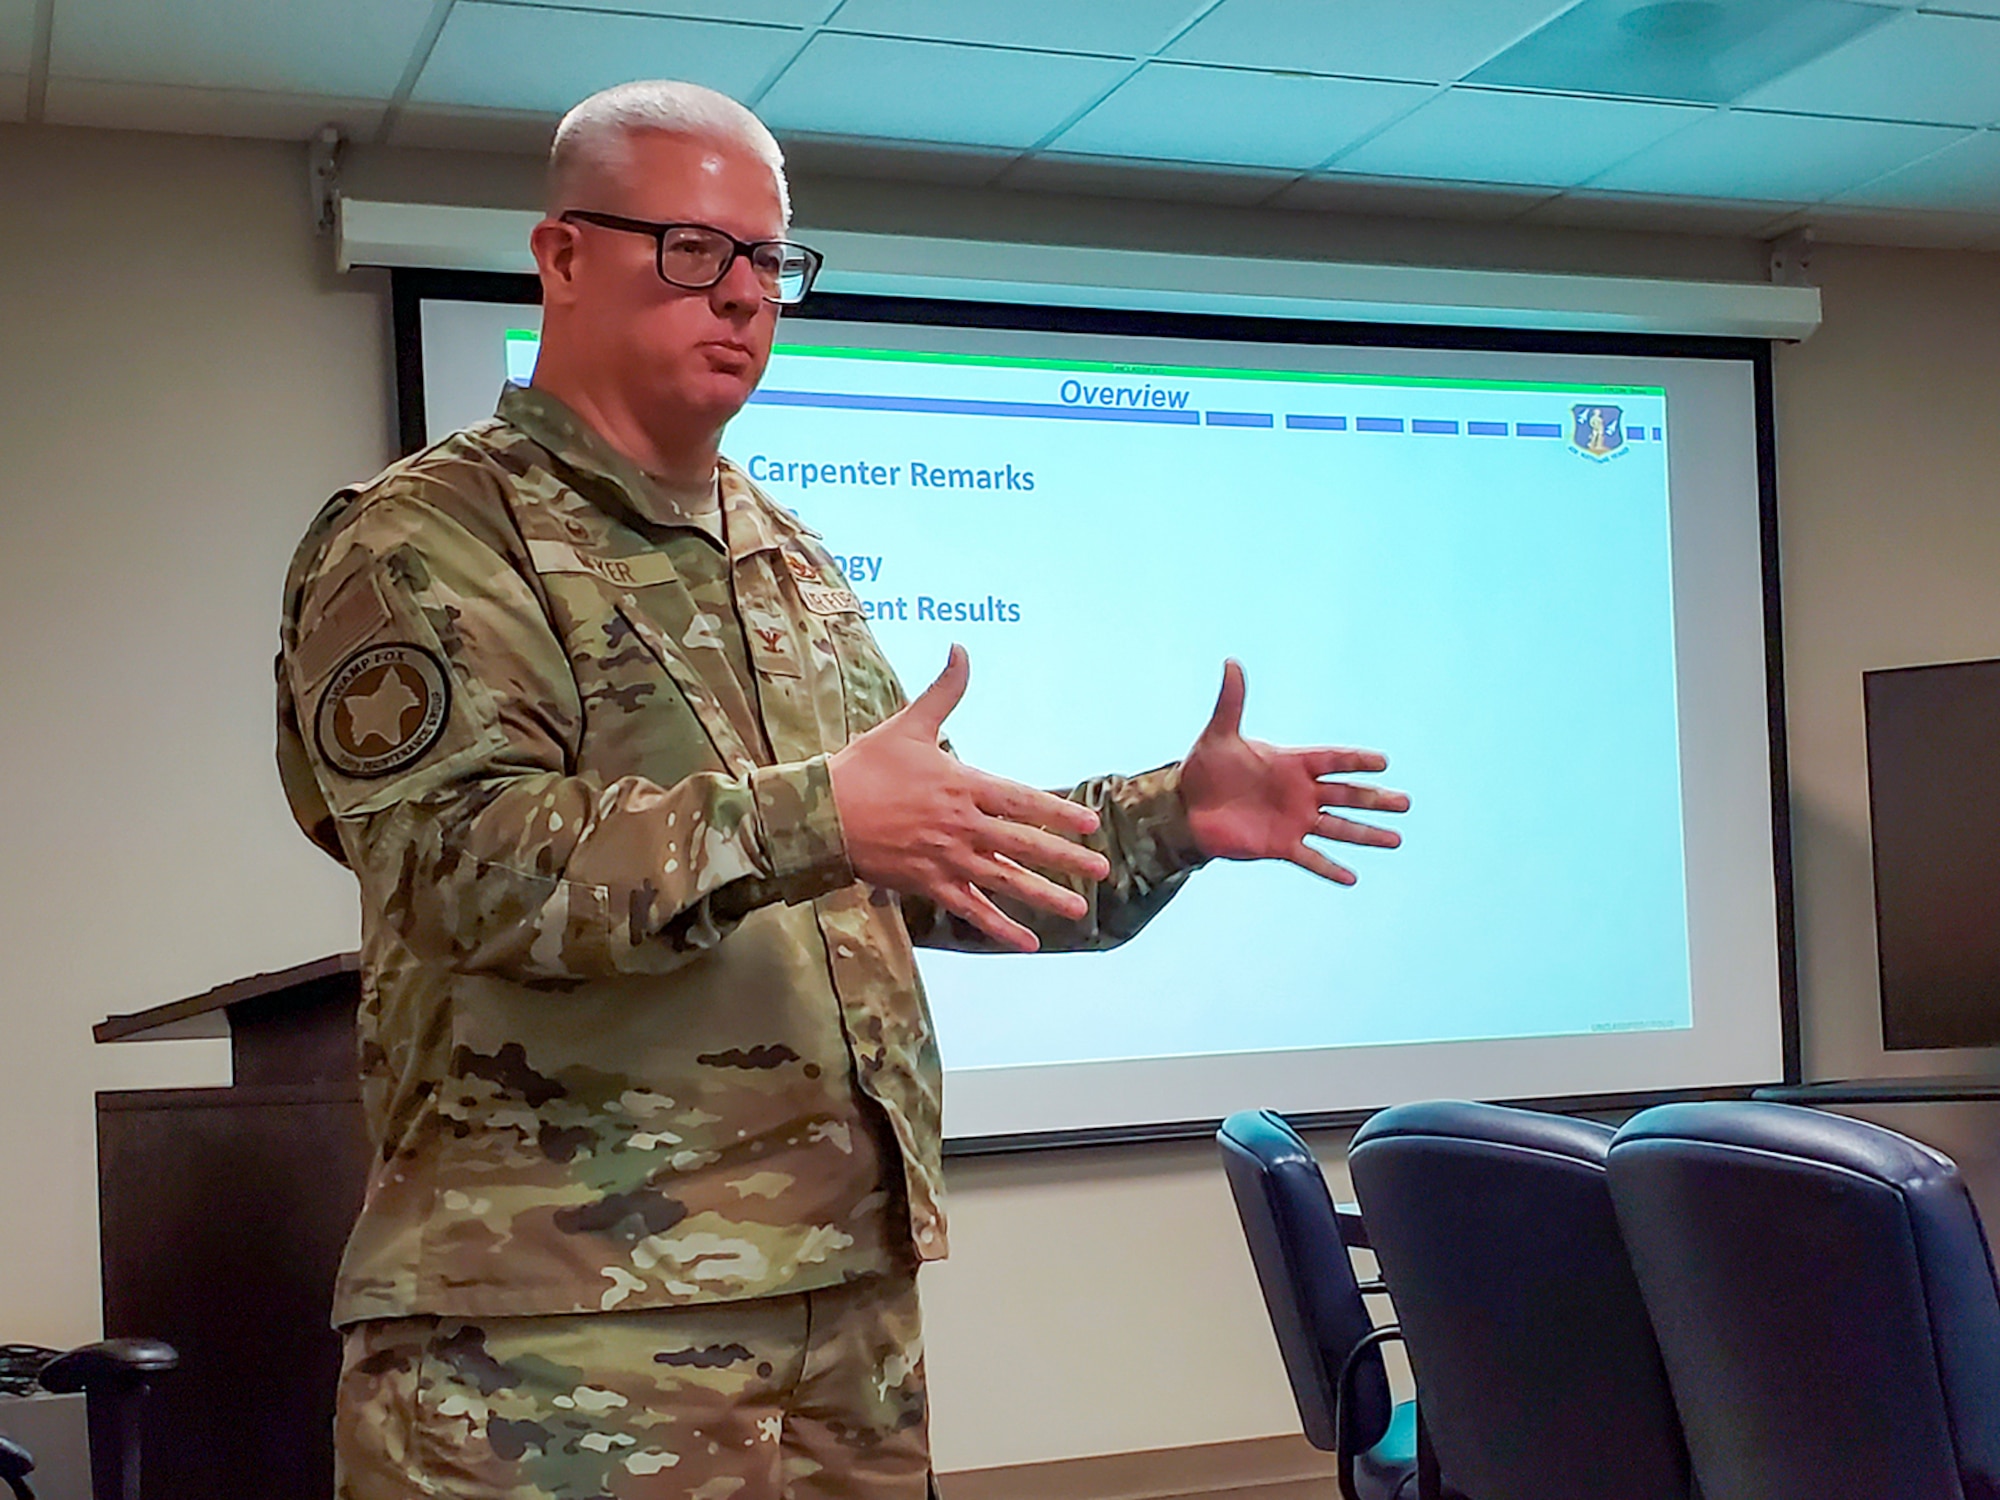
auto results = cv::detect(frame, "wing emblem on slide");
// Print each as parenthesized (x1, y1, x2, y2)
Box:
(1571, 404, 1626, 460)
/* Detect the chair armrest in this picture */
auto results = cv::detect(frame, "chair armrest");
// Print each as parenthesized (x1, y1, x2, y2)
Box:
(1334, 1201, 1371, 1251)
(38, 1340, 176, 1500)
(1334, 1323, 1403, 1500)
(0, 1434, 33, 1500)
(37, 1340, 177, 1395)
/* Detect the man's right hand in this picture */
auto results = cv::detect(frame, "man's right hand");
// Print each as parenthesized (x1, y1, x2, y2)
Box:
(827, 645, 1110, 952)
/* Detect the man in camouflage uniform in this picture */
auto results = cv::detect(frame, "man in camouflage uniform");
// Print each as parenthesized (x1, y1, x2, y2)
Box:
(277, 81, 1406, 1500)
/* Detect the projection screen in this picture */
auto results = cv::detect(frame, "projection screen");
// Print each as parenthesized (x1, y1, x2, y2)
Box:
(396, 273, 1797, 1148)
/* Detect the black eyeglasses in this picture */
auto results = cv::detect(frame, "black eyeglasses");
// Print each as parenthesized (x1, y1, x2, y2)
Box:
(559, 211, 823, 305)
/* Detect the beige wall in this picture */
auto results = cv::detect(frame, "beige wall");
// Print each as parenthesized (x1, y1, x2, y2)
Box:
(0, 125, 377, 1336)
(4, 120, 1999, 1478)
(1770, 243, 2000, 1201)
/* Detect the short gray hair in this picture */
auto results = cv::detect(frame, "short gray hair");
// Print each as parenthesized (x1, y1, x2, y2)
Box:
(547, 80, 791, 221)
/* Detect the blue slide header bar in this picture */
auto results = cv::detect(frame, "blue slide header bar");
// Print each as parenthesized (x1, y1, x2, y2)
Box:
(748, 388, 1662, 444)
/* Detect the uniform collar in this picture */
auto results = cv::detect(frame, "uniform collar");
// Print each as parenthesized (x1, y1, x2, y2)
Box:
(496, 382, 812, 564)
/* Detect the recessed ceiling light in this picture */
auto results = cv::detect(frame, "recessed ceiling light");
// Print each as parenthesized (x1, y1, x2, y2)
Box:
(1621, 2, 1730, 44)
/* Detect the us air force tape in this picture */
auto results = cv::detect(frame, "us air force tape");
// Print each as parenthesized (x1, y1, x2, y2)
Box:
(315, 643, 451, 779)
(783, 546, 861, 615)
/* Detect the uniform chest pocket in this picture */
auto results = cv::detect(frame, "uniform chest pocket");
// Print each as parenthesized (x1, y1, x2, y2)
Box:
(536, 572, 750, 782)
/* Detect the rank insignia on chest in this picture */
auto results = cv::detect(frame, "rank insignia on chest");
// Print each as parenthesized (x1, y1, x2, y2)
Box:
(745, 612, 804, 679)
(315, 643, 451, 778)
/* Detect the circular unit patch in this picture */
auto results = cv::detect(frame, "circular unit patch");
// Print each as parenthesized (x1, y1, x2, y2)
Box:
(315, 643, 451, 779)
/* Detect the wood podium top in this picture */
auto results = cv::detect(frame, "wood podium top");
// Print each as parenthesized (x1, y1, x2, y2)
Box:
(94, 953, 360, 1044)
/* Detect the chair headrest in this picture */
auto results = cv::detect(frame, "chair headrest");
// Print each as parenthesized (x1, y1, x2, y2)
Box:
(1354, 1098, 1615, 1166)
(1218, 1108, 1313, 1169)
(1611, 1100, 1957, 1189)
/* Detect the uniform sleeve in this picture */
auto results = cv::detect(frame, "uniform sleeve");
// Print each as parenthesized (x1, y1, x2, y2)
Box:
(283, 492, 852, 981)
(899, 761, 1210, 953)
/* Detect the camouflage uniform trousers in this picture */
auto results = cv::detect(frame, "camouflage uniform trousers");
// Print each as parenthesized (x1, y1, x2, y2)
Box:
(335, 1272, 932, 1500)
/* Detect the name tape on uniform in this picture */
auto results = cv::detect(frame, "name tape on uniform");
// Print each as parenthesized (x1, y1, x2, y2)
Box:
(531, 538, 862, 616)
(527, 539, 685, 591)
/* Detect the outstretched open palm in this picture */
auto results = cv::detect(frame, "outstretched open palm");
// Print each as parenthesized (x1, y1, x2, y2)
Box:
(1180, 660, 1409, 884)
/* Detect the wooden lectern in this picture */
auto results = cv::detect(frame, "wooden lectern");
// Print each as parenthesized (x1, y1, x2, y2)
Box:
(94, 954, 370, 1500)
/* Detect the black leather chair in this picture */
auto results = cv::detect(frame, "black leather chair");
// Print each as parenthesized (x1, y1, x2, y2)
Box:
(1608, 1101, 2000, 1500)
(1347, 1100, 1694, 1500)
(0, 1339, 178, 1500)
(1219, 1110, 1424, 1500)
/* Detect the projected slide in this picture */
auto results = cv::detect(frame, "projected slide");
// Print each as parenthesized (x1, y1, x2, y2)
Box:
(415, 297, 1783, 1136)
(734, 344, 1689, 1069)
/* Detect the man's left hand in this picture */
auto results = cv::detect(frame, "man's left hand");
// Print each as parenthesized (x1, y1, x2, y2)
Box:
(1180, 660, 1409, 885)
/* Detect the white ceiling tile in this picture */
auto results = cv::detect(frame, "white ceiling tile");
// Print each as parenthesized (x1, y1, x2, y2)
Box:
(1268, 173, 1556, 219)
(1921, 0, 2000, 14)
(1519, 190, 1806, 235)
(1589, 109, 1971, 199)
(518, 0, 833, 20)
(0, 0, 33, 74)
(1835, 128, 2000, 210)
(1052, 62, 1432, 170)
(1003, 152, 1296, 205)
(386, 102, 558, 155)
(757, 33, 1130, 149)
(1163, 0, 1574, 83)
(42, 78, 387, 139)
(48, 0, 434, 99)
(413, 4, 799, 114)
(0, 74, 25, 122)
(1741, 12, 2000, 125)
(826, 0, 1199, 57)
(1470, 0, 1896, 104)
(1332, 87, 1707, 187)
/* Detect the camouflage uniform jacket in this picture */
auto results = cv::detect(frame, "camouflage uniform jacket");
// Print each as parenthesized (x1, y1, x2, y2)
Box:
(277, 384, 1206, 1327)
